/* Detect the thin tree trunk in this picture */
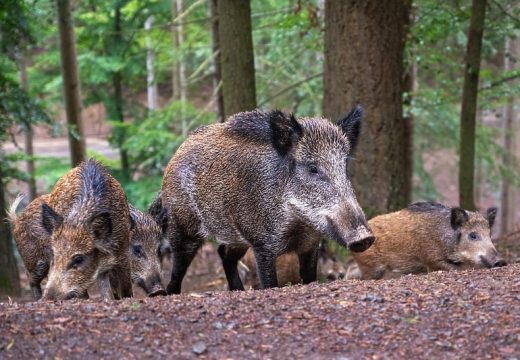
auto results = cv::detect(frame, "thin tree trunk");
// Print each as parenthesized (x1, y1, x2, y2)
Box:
(459, 0, 487, 210)
(56, 0, 86, 167)
(402, 2, 414, 205)
(0, 162, 21, 296)
(17, 51, 37, 200)
(218, 0, 256, 119)
(145, 15, 158, 110)
(323, 0, 411, 216)
(500, 37, 516, 235)
(176, 0, 187, 136)
(171, 0, 180, 101)
(113, 4, 129, 179)
(208, 0, 225, 122)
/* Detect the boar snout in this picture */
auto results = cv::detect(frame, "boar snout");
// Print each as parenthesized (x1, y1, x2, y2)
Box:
(148, 285, 167, 297)
(347, 226, 375, 253)
(479, 255, 507, 269)
(136, 274, 166, 297)
(326, 216, 374, 252)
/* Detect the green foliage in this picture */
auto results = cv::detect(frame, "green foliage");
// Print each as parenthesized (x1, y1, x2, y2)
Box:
(409, 0, 520, 200)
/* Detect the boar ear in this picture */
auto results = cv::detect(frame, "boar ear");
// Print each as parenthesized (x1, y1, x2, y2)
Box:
(128, 209, 137, 231)
(486, 207, 497, 228)
(269, 111, 303, 156)
(336, 105, 363, 153)
(450, 207, 469, 230)
(41, 203, 63, 235)
(88, 212, 112, 244)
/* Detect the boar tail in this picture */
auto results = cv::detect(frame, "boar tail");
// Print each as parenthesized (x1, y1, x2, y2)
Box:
(7, 193, 24, 224)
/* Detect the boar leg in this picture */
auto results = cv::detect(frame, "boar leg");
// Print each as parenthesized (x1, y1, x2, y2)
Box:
(30, 260, 49, 300)
(298, 248, 319, 284)
(252, 247, 278, 289)
(167, 234, 204, 295)
(110, 263, 133, 299)
(98, 272, 115, 300)
(217, 244, 248, 291)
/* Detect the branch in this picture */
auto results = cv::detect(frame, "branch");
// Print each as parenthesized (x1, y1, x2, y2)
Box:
(258, 73, 322, 107)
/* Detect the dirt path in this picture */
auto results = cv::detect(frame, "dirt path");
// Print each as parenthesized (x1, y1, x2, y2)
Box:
(1, 264, 519, 359)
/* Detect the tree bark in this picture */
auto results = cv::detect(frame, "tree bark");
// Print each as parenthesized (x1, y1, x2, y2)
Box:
(323, 0, 411, 216)
(171, 0, 180, 101)
(0, 162, 21, 296)
(112, 3, 129, 179)
(56, 0, 86, 167)
(145, 15, 158, 110)
(402, 2, 414, 205)
(217, 0, 256, 119)
(500, 37, 516, 235)
(208, 0, 225, 123)
(459, 0, 487, 210)
(17, 50, 37, 200)
(176, 0, 187, 136)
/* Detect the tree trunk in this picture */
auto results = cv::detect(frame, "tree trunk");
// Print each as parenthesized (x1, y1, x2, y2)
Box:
(17, 50, 37, 200)
(145, 15, 158, 110)
(112, 4, 129, 179)
(323, 0, 411, 217)
(402, 3, 414, 205)
(500, 37, 517, 235)
(171, 0, 180, 101)
(459, 0, 487, 210)
(0, 162, 21, 296)
(56, 0, 86, 167)
(208, 0, 225, 123)
(176, 0, 187, 136)
(217, 0, 256, 119)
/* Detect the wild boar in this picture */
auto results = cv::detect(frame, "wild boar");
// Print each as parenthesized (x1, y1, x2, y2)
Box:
(128, 205, 168, 297)
(9, 159, 133, 300)
(9, 194, 169, 299)
(352, 201, 507, 279)
(157, 106, 374, 293)
(239, 240, 347, 289)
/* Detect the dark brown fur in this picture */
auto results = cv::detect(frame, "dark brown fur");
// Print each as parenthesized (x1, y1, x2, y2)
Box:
(159, 107, 372, 293)
(352, 202, 506, 279)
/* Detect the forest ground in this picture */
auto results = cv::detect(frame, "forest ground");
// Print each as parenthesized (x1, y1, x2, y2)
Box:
(1, 262, 519, 359)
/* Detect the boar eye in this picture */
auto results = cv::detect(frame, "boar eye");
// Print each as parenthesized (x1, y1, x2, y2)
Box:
(307, 164, 319, 175)
(468, 232, 479, 241)
(132, 245, 146, 259)
(68, 254, 86, 270)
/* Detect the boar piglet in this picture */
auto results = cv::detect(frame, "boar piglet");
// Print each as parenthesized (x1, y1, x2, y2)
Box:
(239, 240, 347, 289)
(352, 201, 507, 279)
(157, 106, 374, 293)
(10, 159, 133, 300)
(10, 194, 169, 300)
(128, 205, 168, 297)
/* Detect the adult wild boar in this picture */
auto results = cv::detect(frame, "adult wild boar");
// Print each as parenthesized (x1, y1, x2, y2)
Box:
(157, 106, 374, 293)
(10, 159, 133, 300)
(9, 194, 168, 299)
(352, 201, 507, 279)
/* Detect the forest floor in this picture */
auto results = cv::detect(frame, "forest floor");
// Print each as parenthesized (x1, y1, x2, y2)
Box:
(1, 261, 519, 359)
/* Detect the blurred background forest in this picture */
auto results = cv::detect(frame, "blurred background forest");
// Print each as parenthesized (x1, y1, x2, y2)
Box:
(1, 0, 519, 295)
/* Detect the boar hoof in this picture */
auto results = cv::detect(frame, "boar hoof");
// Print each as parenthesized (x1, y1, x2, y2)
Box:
(348, 235, 375, 253)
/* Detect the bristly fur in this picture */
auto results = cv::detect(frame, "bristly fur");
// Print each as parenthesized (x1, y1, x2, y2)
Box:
(79, 158, 109, 203)
(226, 109, 301, 144)
(407, 201, 449, 213)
